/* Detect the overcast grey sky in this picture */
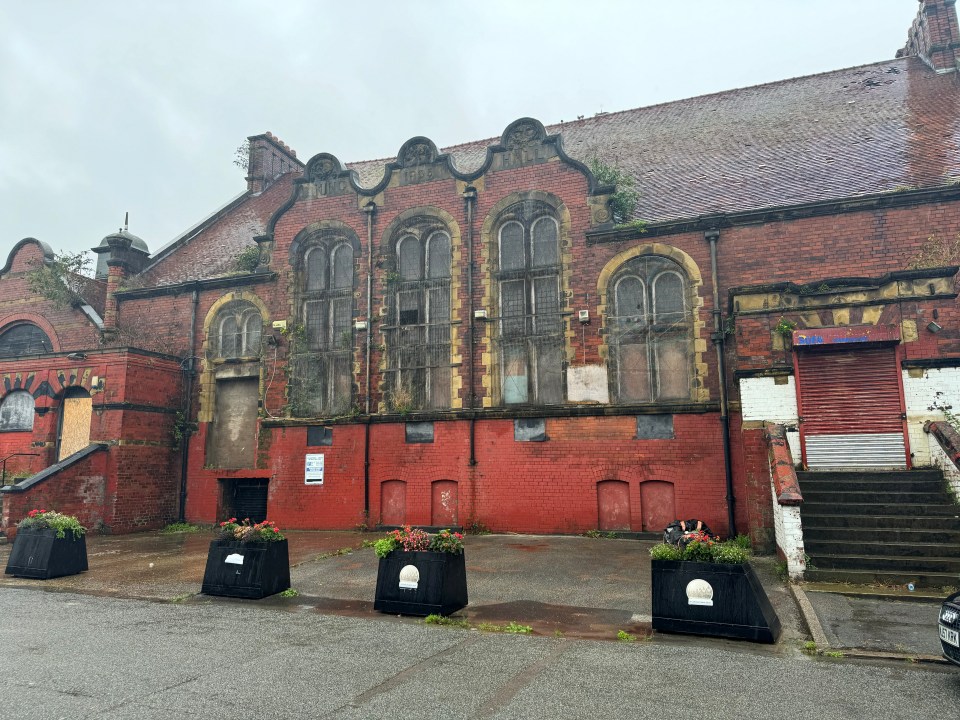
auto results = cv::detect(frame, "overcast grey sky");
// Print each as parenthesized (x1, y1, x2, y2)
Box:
(1, 1, 919, 260)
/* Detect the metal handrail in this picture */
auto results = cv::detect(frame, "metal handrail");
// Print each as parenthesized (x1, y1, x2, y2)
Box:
(0, 453, 40, 486)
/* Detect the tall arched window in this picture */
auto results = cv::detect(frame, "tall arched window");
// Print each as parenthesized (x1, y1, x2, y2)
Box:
(608, 255, 692, 402)
(290, 236, 356, 416)
(213, 302, 262, 359)
(0, 323, 52, 357)
(385, 224, 451, 411)
(0, 391, 34, 431)
(496, 202, 563, 405)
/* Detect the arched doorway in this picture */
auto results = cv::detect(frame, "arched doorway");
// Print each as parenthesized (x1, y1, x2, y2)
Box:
(58, 387, 92, 460)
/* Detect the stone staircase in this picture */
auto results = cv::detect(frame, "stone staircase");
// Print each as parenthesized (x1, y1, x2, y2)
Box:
(798, 469, 960, 588)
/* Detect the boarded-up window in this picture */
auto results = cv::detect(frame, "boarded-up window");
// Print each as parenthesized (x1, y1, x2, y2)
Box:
(0, 391, 34, 431)
(0, 324, 52, 357)
(384, 225, 452, 411)
(609, 257, 692, 403)
(207, 378, 258, 468)
(496, 202, 563, 406)
(290, 236, 356, 417)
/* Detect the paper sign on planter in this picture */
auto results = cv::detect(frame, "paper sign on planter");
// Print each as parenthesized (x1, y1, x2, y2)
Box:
(225, 553, 244, 565)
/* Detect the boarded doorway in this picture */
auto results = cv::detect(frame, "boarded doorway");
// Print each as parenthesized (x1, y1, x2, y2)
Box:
(640, 480, 675, 532)
(431, 480, 458, 527)
(380, 480, 406, 526)
(58, 387, 92, 460)
(597, 480, 631, 531)
(208, 378, 258, 469)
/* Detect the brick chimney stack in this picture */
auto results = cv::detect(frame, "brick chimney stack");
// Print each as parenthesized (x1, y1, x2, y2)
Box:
(246, 132, 304, 194)
(898, 0, 960, 73)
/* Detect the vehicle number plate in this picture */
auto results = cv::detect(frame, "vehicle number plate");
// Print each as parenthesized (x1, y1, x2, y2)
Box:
(940, 624, 959, 647)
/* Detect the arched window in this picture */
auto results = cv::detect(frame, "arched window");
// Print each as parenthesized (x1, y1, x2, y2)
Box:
(0, 391, 34, 431)
(608, 256, 692, 402)
(0, 323, 52, 357)
(213, 302, 262, 359)
(290, 236, 356, 416)
(496, 202, 563, 405)
(385, 224, 452, 411)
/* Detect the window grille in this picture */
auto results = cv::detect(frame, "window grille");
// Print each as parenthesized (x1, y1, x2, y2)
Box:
(495, 202, 564, 406)
(608, 256, 692, 402)
(213, 302, 262, 359)
(383, 227, 451, 411)
(0, 324, 52, 357)
(290, 238, 355, 416)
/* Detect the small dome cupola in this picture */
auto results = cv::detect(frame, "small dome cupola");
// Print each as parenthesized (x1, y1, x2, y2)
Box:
(92, 215, 150, 279)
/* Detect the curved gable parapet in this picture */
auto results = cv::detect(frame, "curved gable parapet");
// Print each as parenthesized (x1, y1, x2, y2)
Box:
(364, 136, 457, 195)
(466, 117, 605, 194)
(261, 118, 605, 238)
(263, 152, 360, 237)
(1, 238, 55, 276)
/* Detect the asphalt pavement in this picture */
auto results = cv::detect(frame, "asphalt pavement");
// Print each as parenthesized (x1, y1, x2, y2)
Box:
(0, 529, 954, 663)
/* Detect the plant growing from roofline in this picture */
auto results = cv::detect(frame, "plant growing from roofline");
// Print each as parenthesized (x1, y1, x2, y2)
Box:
(588, 157, 641, 227)
(26, 250, 94, 309)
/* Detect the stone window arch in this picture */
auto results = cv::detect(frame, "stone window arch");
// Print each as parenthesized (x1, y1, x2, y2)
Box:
(0, 390, 34, 432)
(290, 229, 358, 417)
(384, 218, 452, 411)
(0, 323, 52, 357)
(212, 301, 262, 359)
(494, 201, 563, 405)
(607, 255, 692, 402)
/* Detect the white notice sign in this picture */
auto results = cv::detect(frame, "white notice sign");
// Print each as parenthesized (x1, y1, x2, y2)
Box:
(225, 553, 244, 565)
(305, 453, 325, 485)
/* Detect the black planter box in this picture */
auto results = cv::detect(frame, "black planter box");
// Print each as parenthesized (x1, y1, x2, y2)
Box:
(201, 539, 290, 599)
(374, 550, 468, 616)
(5, 528, 88, 579)
(651, 559, 781, 643)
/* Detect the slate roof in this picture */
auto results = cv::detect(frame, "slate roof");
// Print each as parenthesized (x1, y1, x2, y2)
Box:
(350, 57, 959, 224)
(145, 56, 959, 286)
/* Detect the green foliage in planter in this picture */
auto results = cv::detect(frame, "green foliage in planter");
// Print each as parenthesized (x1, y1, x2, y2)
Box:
(18, 509, 86, 539)
(649, 537, 749, 564)
(373, 525, 465, 558)
(217, 518, 285, 542)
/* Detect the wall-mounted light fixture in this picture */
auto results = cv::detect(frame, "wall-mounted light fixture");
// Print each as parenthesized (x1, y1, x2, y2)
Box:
(927, 321, 943, 334)
(66, 352, 87, 361)
(473, 309, 488, 321)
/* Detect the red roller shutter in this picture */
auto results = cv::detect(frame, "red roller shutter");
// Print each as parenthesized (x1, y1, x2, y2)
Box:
(796, 346, 907, 470)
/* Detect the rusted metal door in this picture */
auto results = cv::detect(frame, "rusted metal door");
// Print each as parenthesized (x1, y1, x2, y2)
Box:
(430, 480, 458, 527)
(796, 346, 908, 469)
(380, 480, 406, 526)
(58, 389, 91, 460)
(597, 480, 631, 531)
(207, 378, 258, 469)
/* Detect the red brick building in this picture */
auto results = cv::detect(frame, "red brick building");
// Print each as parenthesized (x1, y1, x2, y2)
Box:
(2, 1, 959, 547)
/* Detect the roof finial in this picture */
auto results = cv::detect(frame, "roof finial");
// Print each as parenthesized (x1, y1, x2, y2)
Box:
(124, 211, 129, 232)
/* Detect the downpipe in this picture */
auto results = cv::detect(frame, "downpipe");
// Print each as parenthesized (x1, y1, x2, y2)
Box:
(706, 229, 737, 537)
(178, 286, 200, 522)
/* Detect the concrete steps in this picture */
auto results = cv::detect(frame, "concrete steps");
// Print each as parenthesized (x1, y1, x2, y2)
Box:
(798, 469, 960, 588)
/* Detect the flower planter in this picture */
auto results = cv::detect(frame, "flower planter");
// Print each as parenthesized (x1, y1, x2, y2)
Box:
(651, 559, 781, 643)
(374, 550, 468, 616)
(4, 527, 88, 579)
(200, 539, 290, 599)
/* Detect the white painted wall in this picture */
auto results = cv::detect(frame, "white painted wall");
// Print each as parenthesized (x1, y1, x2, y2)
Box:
(928, 430, 960, 501)
(740, 376, 801, 463)
(902, 367, 960, 467)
